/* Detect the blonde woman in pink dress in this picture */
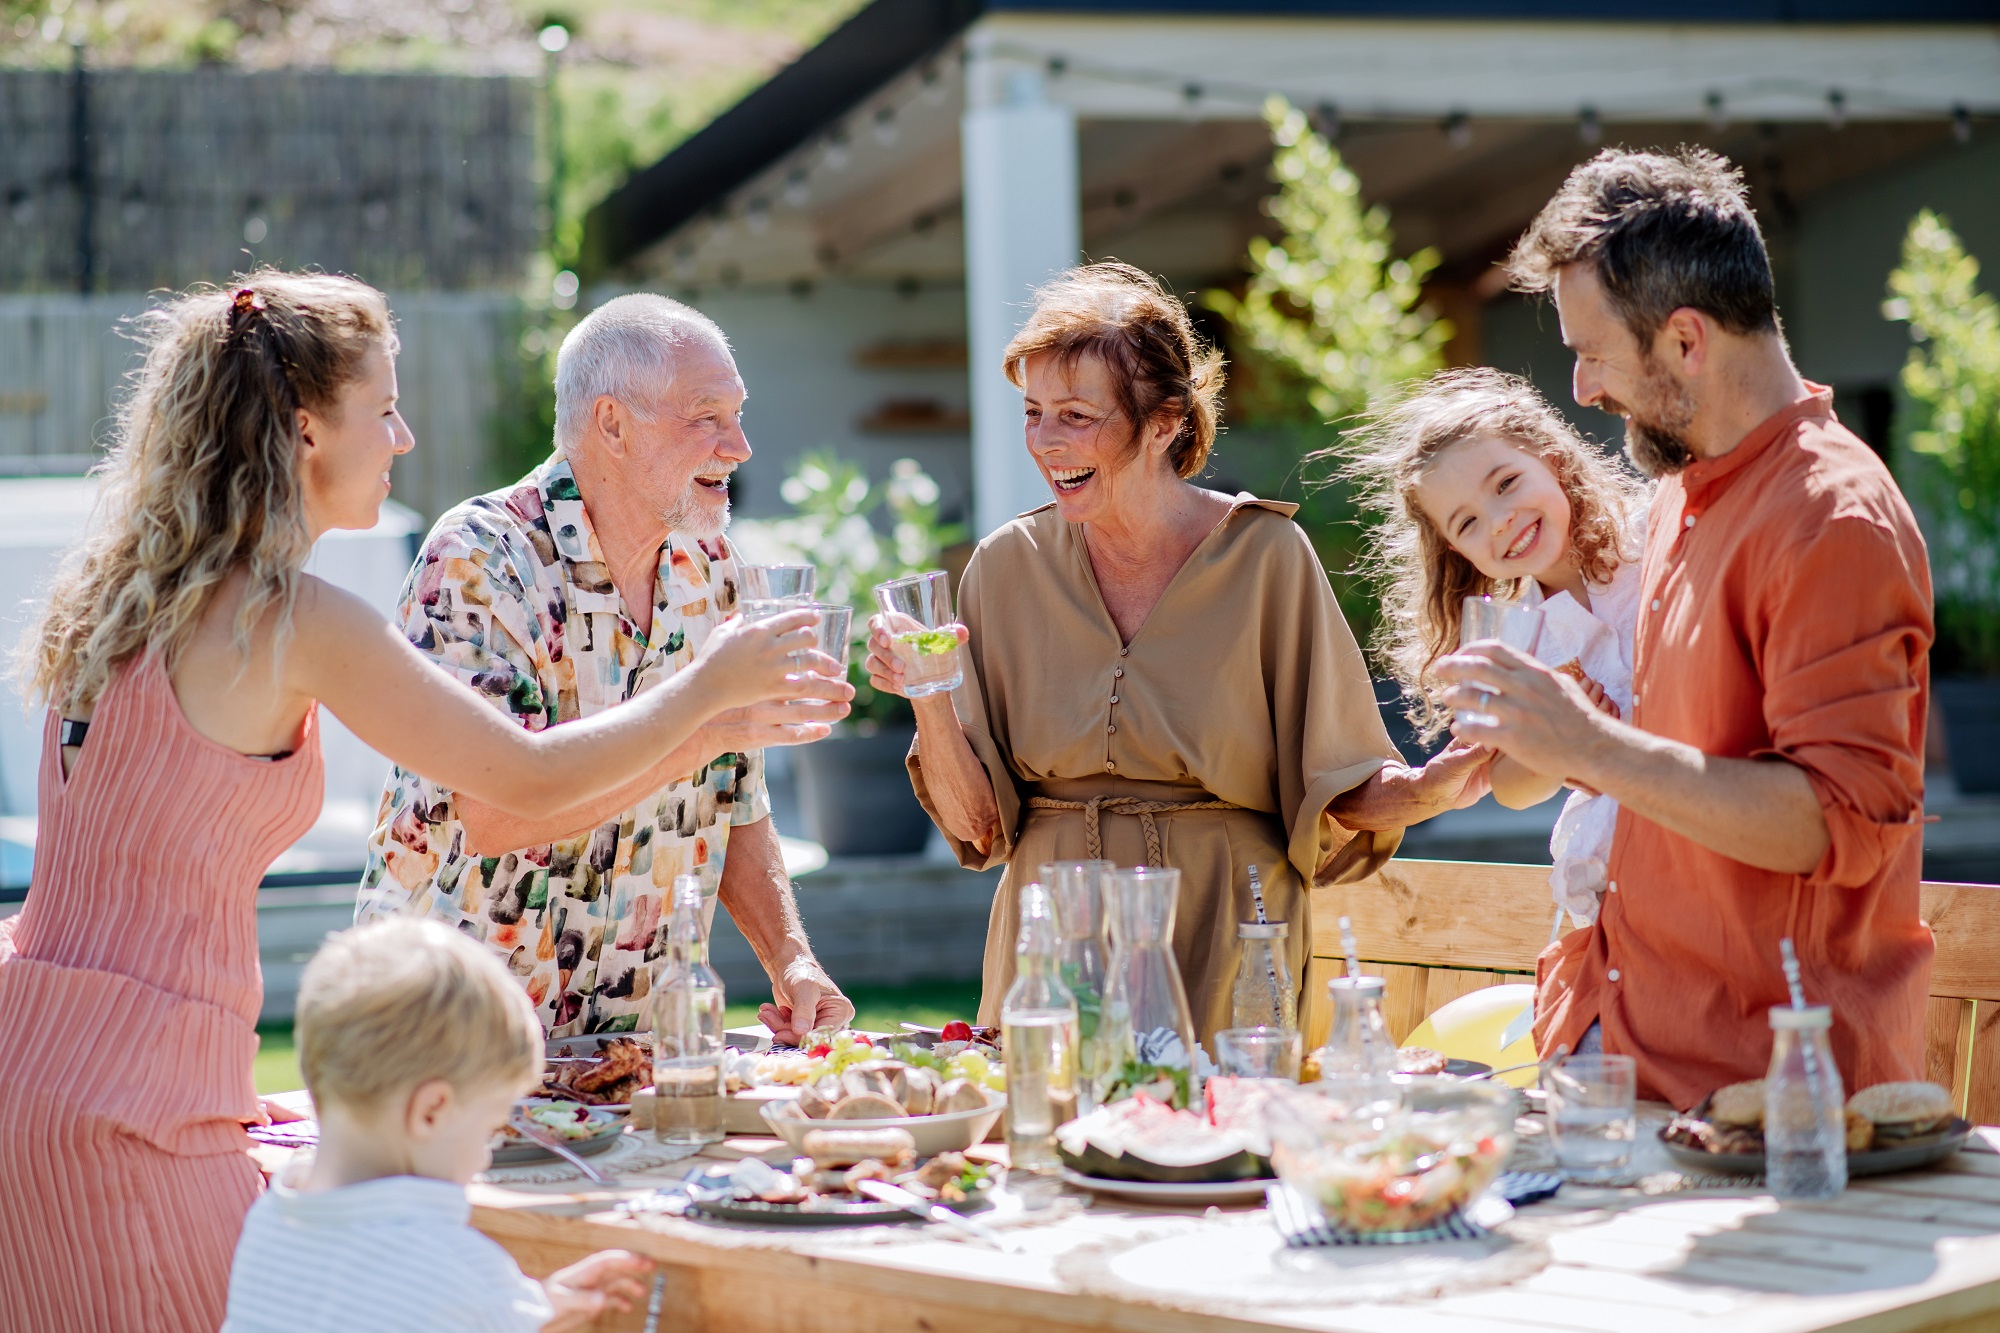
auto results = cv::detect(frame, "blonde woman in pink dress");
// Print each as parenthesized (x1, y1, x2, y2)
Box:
(0, 271, 849, 1333)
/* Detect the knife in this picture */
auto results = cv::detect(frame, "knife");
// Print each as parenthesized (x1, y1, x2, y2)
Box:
(852, 1180, 1018, 1252)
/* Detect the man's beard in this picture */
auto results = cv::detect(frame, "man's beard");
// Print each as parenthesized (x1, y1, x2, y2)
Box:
(664, 476, 731, 539)
(1602, 354, 1698, 479)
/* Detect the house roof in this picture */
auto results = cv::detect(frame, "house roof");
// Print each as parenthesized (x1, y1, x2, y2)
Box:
(580, 0, 1997, 278)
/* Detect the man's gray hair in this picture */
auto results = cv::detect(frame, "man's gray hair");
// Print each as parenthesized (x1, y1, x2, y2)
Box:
(553, 293, 732, 453)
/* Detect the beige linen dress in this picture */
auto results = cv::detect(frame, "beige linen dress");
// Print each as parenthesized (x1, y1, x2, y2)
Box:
(907, 495, 1404, 1047)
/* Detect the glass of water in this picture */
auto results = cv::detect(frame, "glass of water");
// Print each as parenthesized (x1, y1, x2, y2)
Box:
(1457, 595, 1544, 726)
(872, 570, 962, 698)
(798, 602, 851, 704)
(741, 564, 815, 603)
(1214, 1026, 1302, 1082)
(1545, 1053, 1638, 1182)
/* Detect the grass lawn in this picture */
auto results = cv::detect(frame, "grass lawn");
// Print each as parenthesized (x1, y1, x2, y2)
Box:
(252, 976, 984, 1095)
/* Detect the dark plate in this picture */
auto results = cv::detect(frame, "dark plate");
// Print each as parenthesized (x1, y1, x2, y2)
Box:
(490, 1111, 628, 1166)
(1444, 1058, 1493, 1078)
(1658, 1117, 1974, 1178)
(689, 1187, 993, 1228)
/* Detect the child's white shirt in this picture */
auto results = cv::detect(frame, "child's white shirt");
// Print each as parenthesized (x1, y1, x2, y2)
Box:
(221, 1161, 555, 1333)
(1520, 528, 1645, 926)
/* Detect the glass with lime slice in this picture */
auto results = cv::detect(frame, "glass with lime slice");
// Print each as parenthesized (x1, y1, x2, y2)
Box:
(872, 570, 963, 697)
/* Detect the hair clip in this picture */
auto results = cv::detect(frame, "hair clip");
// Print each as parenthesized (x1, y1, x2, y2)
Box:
(228, 286, 267, 332)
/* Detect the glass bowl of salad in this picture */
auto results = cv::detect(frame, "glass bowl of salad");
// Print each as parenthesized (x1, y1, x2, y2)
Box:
(1263, 1076, 1515, 1235)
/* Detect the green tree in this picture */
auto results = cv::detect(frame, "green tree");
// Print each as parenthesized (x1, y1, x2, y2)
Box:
(1886, 209, 2000, 676)
(1205, 96, 1449, 631)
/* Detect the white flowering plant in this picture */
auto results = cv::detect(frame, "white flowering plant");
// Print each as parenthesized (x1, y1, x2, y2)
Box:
(734, 452, 966, 724)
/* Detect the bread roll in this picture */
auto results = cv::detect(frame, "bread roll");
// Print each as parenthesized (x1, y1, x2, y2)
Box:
(800, 1127, 917, 1168)
(829, 1092, 907, 1120)
(1848, 1081, 1953, 1138)
(933, 1078, 989, 1116)
(1708, 1079, 1766, 1128)
(1844, 1108, 1874, 1152)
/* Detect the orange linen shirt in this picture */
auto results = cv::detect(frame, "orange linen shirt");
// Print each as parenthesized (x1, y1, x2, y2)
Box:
(1534, 386, 1934, 1110)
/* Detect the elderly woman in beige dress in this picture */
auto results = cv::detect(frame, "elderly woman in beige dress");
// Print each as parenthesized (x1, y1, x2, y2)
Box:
(865, 264, 1490, 1046)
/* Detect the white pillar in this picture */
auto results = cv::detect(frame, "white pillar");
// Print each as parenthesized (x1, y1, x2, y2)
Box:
(962, 61, 1078, 540)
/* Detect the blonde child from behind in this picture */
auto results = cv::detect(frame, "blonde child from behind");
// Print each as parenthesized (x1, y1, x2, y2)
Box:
(222, 918, 653, 1332)
(1335, 367, 1649, 924)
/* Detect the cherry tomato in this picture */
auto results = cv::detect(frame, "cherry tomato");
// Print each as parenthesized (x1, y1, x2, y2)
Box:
(852, 1034, 872, 1047)
(940, 1020, 974, 1043)
(808, 1044, 832, 1059)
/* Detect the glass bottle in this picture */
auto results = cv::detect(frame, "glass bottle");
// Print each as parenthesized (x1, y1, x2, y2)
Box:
(1001, 881, 1080, 1206)
(1040, 859, 1112, 1113)
(1100, 867, 1200, 1108)
(1229, 920, 1296, 1032)
(1315, 975, 1396, 1080)
(1765, 1005, 1847, 1199)
(648, 879, 726, 1145)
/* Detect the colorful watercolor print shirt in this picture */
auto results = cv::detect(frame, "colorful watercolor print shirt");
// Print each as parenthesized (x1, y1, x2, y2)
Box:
(357, 456, 766, 1035)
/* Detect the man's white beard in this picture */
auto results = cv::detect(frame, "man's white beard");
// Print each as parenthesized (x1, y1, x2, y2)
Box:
(664, 480, 730, 539)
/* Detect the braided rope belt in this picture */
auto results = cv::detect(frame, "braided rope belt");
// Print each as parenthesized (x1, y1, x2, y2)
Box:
(1025, 794, 1243, 867)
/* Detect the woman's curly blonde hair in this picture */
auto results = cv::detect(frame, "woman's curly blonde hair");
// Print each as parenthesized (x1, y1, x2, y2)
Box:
(1330, 367, 1647, 742)
(19, 268, 394, 712)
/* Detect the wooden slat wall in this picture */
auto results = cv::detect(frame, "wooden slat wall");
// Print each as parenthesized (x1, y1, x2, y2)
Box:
(1311, 860, 2000, 1123)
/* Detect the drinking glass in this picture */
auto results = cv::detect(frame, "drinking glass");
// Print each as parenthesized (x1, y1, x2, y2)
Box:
(1457, 595, 1544, 726)
(1546, 1053, 1638, 1182)
(873, 570, 962, 698)
(797, 602, 851, 705)
(1214, 1026, 1302, 1081)
(741, 564, 815, 603)
(1318, 975, 1396, 1079)
(739, 598, 799, 623)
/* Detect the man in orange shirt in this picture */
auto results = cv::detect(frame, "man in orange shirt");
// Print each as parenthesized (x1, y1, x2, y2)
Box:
(1437, 149, 1933, 1109)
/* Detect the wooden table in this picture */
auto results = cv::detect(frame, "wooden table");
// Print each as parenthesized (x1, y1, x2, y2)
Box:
(461, 1117, 2000, 1333)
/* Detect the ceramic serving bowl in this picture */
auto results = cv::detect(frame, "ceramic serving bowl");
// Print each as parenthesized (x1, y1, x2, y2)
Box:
(759, 1088, 1006, 1156)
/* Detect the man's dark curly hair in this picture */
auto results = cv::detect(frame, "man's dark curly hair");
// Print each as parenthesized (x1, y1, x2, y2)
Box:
(1508, 147, 1779, 347)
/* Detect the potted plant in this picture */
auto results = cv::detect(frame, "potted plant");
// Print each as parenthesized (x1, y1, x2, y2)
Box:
(1886, 210, 2000, 792)
(737, 453, 967, 854)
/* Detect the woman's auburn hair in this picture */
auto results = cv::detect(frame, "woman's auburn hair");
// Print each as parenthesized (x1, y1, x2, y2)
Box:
(20, 268, 395, 712)
(1002, 261, 1225, 480)
(1330, 366, 1648, 742)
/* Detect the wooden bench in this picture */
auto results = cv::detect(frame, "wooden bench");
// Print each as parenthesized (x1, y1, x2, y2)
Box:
(1307, 859, 2000, 1123)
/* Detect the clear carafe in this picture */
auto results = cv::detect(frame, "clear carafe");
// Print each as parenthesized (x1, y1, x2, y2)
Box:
(1229, 921, 1296, 1033)
(1041, 859, 1113, 1112)
(1001, 881, 1080, 1206)
(648, 878, 726, 1145)
(1100, 866, 1199, 1107)
(1765, 1005, 1847, 1199)
(1315, 975, 1396, 1080)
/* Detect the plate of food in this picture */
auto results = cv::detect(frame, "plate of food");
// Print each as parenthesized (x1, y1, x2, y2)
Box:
(758, 1060, 1006, 1156)
(1660, 1079, 1970, 1178)
(684, 1129, 996, 1227)
(1057, 1168, 1276, 1205)
(490, 1100, 627, 1166)
(1299, 1046, 1492, 1081)
(1056, 1077, 1280, 1187)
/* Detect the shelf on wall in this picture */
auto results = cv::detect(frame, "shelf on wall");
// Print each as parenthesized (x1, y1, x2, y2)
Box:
(858, 398, 971, 435)
(853, 340, 968, 370)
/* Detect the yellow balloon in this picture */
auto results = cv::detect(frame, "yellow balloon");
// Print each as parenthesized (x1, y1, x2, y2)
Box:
(1403, 983, 1539, 1087)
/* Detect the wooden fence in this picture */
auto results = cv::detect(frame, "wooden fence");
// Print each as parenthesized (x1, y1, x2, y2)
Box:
(0, 68, 537, 294)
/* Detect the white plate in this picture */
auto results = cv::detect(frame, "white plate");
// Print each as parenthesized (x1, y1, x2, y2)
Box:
(1060, 1168, 1276, 1205)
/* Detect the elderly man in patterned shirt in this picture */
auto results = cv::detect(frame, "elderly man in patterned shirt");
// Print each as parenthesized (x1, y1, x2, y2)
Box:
(359, 294, 854, 1042)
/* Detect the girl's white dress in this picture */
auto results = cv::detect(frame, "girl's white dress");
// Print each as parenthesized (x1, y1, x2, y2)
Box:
(1520, 545, 1643, 926)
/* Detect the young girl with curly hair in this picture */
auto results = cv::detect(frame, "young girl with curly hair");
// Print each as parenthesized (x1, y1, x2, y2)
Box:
(1336, 367, 1650, 924)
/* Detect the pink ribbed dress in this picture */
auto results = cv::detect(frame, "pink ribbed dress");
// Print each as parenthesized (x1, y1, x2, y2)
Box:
(0, 650, 322, 1333)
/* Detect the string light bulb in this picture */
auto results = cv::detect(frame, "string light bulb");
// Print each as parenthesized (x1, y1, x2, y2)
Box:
(1827, 89, 1848, 129)
(823, 128, 850, 170)
(1578, 106, 1602, 145)
(1953, 104, 1972, 143)
(1312, 101, 1342, 141)
(873, 105, 899, 145)
(1706, 91, 1727, 131)
(782, 170, 809, 208)
(1445, 111, 1472, 149)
